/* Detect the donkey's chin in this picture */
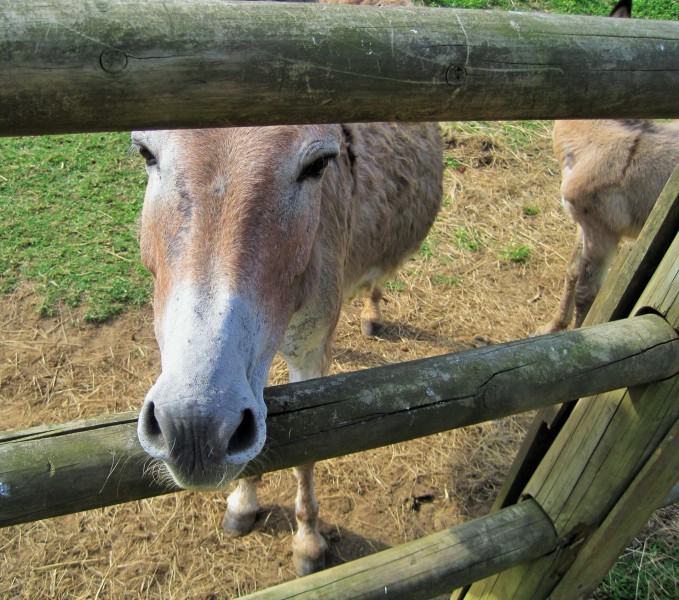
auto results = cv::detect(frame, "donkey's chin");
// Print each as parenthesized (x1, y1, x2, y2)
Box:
(164, 461, 248, 492)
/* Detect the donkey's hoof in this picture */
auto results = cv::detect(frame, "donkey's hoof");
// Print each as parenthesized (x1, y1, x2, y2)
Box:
(293, 551, 326, 577)
(360, 319, 382, 338)
(222, 509, 257, 537)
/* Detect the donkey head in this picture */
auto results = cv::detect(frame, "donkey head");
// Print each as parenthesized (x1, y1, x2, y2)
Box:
(133, 126, 341, 488)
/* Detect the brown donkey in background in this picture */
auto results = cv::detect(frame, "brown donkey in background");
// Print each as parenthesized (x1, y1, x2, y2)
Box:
(537, 0, 679, 334)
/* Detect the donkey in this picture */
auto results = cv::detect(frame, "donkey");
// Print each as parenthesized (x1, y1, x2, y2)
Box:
(133, 120, 442, 574)
(536, 0, 679, 335)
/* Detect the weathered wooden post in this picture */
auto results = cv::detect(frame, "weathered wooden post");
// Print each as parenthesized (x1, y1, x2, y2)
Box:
(462, 164, 679, 598)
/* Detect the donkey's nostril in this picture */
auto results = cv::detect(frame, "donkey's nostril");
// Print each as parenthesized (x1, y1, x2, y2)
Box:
(138, 400, 170, 459)
(141, 401, 162, 438)
(227, 409, 257, 456)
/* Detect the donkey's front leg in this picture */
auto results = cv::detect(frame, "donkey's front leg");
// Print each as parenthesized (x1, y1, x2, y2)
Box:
(223, 475, 262, 536)
(573, 230, 618, 328)
(292, 463, 327, 576)
(285, 340, 334, 575)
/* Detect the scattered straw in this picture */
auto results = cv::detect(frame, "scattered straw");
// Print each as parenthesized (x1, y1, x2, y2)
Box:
(2, 122, 674, 598)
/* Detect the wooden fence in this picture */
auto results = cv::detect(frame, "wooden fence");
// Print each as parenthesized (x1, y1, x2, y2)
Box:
(2, 3, 679, 599)
(2, 312, 677, 527)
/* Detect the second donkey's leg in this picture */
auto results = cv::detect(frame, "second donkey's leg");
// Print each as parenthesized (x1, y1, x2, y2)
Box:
(535, 227, 583, 335)
(574, 228, 618, 327)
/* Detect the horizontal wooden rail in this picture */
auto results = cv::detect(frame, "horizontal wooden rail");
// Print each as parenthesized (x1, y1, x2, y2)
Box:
(2, 1, 679, 135)
(1, 314, 677, 527)
(241, 499, 556, 600)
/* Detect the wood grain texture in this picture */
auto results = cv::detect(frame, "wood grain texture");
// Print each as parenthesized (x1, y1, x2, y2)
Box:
(1, 1, 678, 135)
(551, 413, 679, 599)
(241, 500, 556, 600)
(1, 314, 677, 527)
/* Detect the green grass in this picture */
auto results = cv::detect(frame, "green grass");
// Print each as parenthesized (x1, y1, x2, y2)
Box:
(593, 541, 679, 599)
(442, 120, 554, 156)
(445, 156, 464, 169)
(423, 0, 678, 19)
(0, 133, 150, 321)
(431, 274, 461, 287)
(502, 243, 532, 264)
(420, 238, 437, 259)
(385, 279, 405, 293)
(454, 226, 483, 252)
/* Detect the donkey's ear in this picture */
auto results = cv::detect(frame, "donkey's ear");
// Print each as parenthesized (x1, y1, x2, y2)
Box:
(609, 0, 632, 18)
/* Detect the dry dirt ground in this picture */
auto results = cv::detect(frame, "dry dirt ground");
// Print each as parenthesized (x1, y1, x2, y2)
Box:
(0, 122, 672, 598)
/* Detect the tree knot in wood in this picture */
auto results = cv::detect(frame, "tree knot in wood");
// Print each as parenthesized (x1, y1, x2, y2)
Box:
(445, 64, 466, 86)
(100, 49, 128, 74)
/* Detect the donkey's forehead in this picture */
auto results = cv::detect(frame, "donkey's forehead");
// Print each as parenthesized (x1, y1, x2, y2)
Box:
(135, 125, 341, 158)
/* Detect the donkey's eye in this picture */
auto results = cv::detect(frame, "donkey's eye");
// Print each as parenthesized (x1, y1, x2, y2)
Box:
(298, 155, 333, 182)
(138, 145, 158, 168)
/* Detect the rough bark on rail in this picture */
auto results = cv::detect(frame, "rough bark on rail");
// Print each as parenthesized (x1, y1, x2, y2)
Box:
(1, 1, 679, 135)
(1, 314, 678, 527)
